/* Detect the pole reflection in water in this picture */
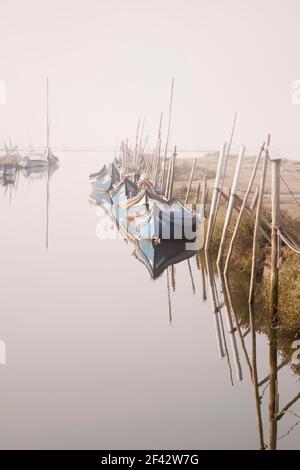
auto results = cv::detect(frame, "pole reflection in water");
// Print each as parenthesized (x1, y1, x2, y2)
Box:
(0, 163, 59, 250)
(204, 250, 300, 450)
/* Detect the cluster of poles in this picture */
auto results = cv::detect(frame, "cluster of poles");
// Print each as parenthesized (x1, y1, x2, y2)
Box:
(117, 78, 208, 204)
(114, 80, 300, 448)
(201, 134, 300, 450)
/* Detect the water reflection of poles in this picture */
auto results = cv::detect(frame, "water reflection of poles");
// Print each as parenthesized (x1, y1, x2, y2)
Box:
(224, 271, 269, 448)
(46, 169, 50, 250)
(268, 156, 280, 449)
(217, 264, 243, 382)
(171, 265, 176, 292)
(257, 359, 288, 387)
(207, 253, 234, 384)
(187, 259, 196, 294)
(45, 164, 58, 250)
(224, 274, 252, 378)
(276, 393, 300, 421)
(248, 141, 269, 450)
(205, 253, 225, 359)
(166, 267, 172, 325)
(196, 252, 207, 301)
(200, 260, 207, 301)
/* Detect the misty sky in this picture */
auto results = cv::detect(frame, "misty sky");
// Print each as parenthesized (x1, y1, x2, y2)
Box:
(0, 0, 300, 158)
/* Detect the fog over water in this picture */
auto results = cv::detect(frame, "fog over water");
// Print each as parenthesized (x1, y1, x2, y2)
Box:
(0, 0, 300, 159)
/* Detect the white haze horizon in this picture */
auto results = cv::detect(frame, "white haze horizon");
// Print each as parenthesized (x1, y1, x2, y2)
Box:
(1, 0, 300, 161)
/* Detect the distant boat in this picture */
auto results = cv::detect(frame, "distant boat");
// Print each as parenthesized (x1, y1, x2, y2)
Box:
(0, 141, 22, 168)
(21, 78, 59, 169)
(3, 167, 17, 184)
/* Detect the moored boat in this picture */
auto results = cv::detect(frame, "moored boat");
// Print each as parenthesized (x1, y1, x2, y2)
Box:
(89, 164, 107, 182)
(134, 200, 198, 242)
(91, 163, 120, 192)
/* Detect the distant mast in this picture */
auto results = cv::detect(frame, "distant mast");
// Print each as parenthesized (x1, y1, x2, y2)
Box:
(45, 78, 59, 165)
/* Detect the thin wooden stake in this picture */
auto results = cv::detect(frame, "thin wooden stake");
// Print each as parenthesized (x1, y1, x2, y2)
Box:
(154, 112, 163, 187)
(224, 142, 265, 276)
(185, 158, 197, 204)
(217, 145, 245, 266)
(134, 118, 140, 169)
(212, 112, 237, 230)
(166, 146, 176, 199)
(165, 156, 172, 198)
(195, 182, 201, 205)
(168, 146, 177, 199)
(138, 117, 146, 159)
(205, 143, 227, 250)
(250, 186, 259, 210)
(201, 174, 207, 217)
(162, 78, 174, 192)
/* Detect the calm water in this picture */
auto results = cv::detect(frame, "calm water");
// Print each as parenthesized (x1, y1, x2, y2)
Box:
(0, 151, 299, 450)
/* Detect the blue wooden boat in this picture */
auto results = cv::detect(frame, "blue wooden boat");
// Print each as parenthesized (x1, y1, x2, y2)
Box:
(91, 164, 120, 192)
(89, 173, 200, 277)
(111, 184, 199, 243)
(133, 197, 198, 243)
(89, 164, 107, 182)
(110, 178, 140, 239)
(89, 178, 139, 239)
(111, 178, 139, 205)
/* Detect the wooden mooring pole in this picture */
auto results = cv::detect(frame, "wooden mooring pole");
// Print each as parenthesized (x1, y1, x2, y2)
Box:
(216, 145, 245, 267)
(134, 118, 141, 169)
(167, 146, 177, 199)
(269, 156, 281, 450)
(224, 141, 265, 276)
(205, 143, 227, 251)
(153, 112, 163, 187)
(185, 158, 197, 204)
(201, 174, 207, 217)
(162, 78, 174, 192)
